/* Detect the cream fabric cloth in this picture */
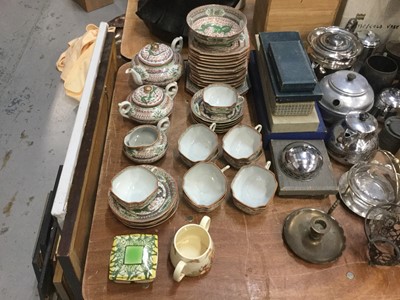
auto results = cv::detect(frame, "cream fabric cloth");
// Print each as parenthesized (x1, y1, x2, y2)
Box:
(56, 24, 99, 101)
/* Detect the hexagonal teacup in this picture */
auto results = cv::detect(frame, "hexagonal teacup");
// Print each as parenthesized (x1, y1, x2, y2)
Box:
(222, 124, 263, 168)
(202, 83, 244, 117)
(178, 123, 218, 167)
(183, 162, 230, 212)
(110, 166, 158, 210)
(231, 162, 277, 214)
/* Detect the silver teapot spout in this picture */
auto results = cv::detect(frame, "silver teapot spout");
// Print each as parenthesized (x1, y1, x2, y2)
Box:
(341, 128, 358, 146)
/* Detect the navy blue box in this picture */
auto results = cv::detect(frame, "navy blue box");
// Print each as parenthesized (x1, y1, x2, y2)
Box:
(258, 32, 323, 103)
(248, 50, 327, 150)
(268, 40, 317, 92)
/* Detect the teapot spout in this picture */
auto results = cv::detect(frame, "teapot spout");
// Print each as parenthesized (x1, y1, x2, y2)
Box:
(125, 67, 144, 85)
(341, 128, 357, 145)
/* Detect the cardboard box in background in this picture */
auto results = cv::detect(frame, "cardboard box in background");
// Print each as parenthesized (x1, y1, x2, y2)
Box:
(253, 0, 342, 41)
(73, 0, 113, 12)
(336, 0, 400, 45)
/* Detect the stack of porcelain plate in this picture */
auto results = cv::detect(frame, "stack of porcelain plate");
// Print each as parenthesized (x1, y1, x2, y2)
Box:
(108, 165, 178, 229)
(186, 4, 250, 94)
(190, 88, 244, 133)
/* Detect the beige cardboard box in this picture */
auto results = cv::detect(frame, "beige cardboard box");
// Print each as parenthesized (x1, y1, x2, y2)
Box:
(253, 0, 342, 40)
(73, 0, 113, 12)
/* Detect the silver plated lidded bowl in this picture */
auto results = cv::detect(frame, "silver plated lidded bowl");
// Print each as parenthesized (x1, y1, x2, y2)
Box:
(307, 26, 363, 72)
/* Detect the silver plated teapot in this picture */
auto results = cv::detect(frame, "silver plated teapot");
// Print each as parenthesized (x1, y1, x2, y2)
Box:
(326, 111, 379, 165)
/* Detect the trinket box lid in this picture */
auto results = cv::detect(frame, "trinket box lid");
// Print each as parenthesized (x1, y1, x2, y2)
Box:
(109, 234, 158, 283)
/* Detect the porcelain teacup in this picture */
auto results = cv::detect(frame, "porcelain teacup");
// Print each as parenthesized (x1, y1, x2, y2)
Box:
(202, 83, 244, 117)
(231, 162, 278, 214)
(222, 124, 263, 168)
(182, 162, 230, 212)
(123, 117, 170, 162)
(110, 166, 158, 210)
(170, 216, 215, 282)
(178, 123, 218, 167)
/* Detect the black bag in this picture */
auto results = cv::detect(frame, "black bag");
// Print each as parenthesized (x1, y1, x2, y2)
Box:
(136, 0, 240, 42)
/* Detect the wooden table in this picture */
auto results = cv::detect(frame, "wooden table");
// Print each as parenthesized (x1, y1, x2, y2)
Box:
(83, 1, 400, 299)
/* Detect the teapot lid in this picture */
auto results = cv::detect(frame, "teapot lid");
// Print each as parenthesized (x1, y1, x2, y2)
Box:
(138, 42, 173, 67)
(131, 85, 165, 108)
(356, 30, 380, 48)
(378, 87, 400, 108)
(345, 111, 378, 134)
(328, 70, 370, 97)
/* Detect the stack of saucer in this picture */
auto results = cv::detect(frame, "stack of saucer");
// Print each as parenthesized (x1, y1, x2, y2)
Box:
(108, 165, 178, 229)
(186, 4, 249, 94)
(190, 89, 244, 133)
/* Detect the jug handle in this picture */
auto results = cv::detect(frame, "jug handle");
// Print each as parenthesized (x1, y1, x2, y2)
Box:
(173, 261, 187, 282)
(118, 101, 132, 118)
(199, 215, 211, 231)
(254, 124, 262, 133)
(125, 67, 143, 85)
(157, 117, 170, 132)
(265, 161, 271, 170)
(171, 36, 184, 53)
(165, 81, 178, 99)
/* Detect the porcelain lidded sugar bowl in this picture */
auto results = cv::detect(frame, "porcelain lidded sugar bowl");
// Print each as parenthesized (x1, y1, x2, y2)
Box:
(118, 82, 178, 124)
(125, 37, 184, 86)
(123, 117, 170, 164)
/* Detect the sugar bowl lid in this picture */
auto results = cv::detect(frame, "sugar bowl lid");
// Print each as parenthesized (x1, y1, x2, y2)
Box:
(131, 85, 165, 108)
(345, 111, 378, 134)
(138, 42, 174, 67)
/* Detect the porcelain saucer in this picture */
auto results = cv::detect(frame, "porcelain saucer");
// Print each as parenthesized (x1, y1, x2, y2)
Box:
(108, 165, 178, 227)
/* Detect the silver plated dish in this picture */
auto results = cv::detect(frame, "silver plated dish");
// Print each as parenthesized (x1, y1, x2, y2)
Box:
(279, 142, 323, 181)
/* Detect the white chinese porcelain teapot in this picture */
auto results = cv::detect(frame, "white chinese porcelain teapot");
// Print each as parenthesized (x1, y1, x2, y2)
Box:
(125, 36, 184, 86)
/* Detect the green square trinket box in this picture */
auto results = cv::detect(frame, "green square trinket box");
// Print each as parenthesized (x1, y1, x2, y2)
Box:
(109, 234, 158, 283)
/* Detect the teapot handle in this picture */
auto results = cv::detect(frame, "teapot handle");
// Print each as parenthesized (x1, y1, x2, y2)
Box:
(118, 101, 132, 118)
(165, 81, 178, 100)
(125, 67, 144, 85)
(171, 36, 184, 53)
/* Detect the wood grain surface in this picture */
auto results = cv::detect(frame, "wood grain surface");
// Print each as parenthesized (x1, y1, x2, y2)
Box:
(83, 1, 400, 299)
